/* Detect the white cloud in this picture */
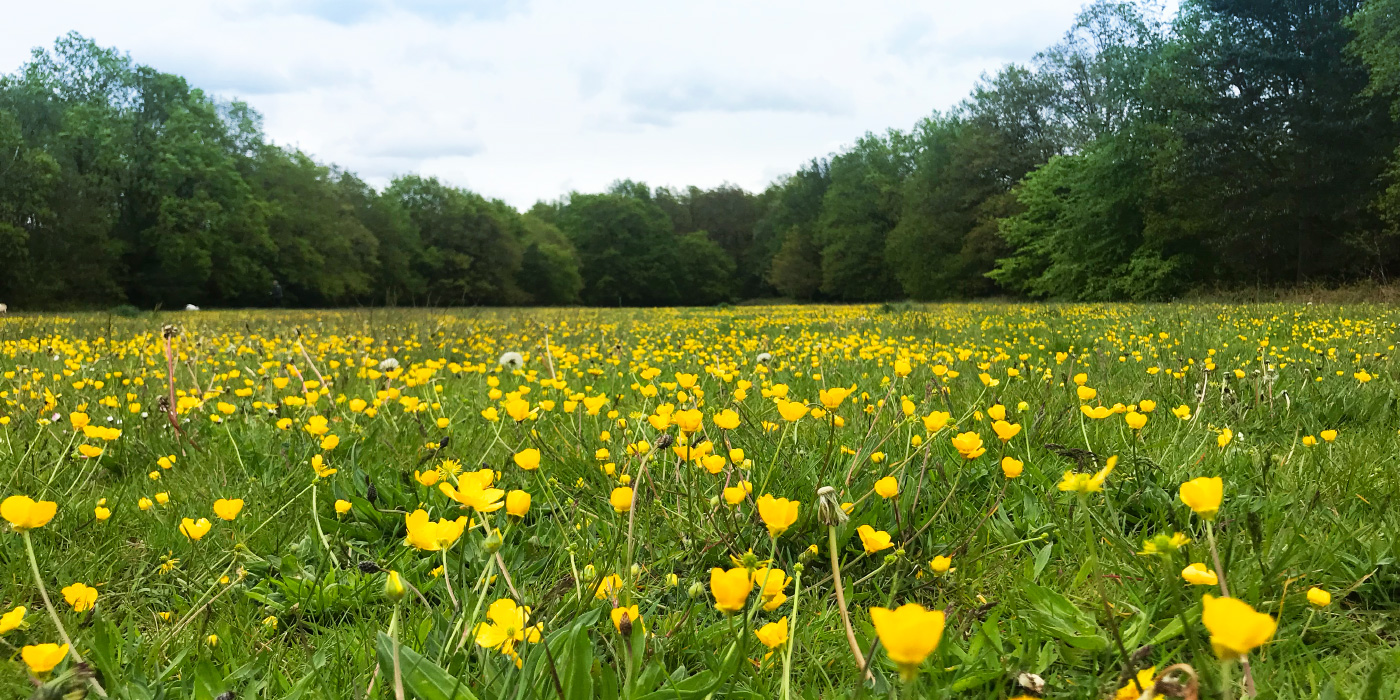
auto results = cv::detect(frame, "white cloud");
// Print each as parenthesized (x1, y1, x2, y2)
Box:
(1, 0, 1100, 207)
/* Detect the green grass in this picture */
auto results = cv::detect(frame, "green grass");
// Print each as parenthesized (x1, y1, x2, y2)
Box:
(0, 303, 1397, 699)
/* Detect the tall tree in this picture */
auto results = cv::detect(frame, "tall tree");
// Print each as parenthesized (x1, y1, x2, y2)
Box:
(1348, 0, 1400, 243)
(888, 66, 1064, 299)
(816, 133, 909, 301)
(758, 159, 830, 300)
(386, 175, 526, 306)
(559, 192, 683, 306)
(1167, 0, 1398, 283)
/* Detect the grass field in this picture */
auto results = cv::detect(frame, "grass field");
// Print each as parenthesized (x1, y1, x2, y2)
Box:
(0, 303, 1397, 699)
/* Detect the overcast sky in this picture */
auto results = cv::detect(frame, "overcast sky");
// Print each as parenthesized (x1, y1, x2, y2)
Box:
(3, 0, 1101, 208)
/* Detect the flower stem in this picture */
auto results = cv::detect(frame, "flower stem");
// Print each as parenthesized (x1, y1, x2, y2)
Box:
(310, 482, 339, 568)
(389, 604, 405, 700)
(828, 525, 869, 679)
(1299, 608, 1316, 640)
(781, 566, 801, 700)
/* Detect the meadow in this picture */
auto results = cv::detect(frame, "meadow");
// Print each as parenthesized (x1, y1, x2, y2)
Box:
(0, 303, 1397, 700)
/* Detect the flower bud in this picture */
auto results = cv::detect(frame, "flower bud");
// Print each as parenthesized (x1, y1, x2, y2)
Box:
(666, 573, 679, 587)
(630, 563, 641, 579)
(687, 581, 705, 599)
(384, 570, 406, 602)
(482, 530, 503, 553)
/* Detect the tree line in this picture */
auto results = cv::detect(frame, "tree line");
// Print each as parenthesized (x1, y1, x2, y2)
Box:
(2, 0, 1398, 308)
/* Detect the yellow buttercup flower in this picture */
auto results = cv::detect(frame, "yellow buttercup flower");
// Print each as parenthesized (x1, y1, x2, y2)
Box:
(334, 499, 352, 515)
(1217, 428, 1233, 447)
(713, 409, 740, 430)
(403, 509, 467, 551)
(583, 395, 609, 416)
(1058, 456, 1116, 493)
(504, 398, 531, 422)
(610, 605, 641, 634)
(1201, 594, 1276, 660)
(0, 605, 25, 634)
(921, 411, 950, 433)
(756, 616, 789, 649)
(62, 582, 98, 612)
(213, 498, 244, 521)
(594, 574, 624, 600)
(722, 481, 752, 505)
(1307, 587, 1331, 607)
(439, 470, 505, 512)
(21, 643, 68, 674)
(753, 567, 791, 608)
(474, 597, 543, 668)
(869, 603, 945, 680)
(775, 399, 808, 422)
(1179, 476, 1223, 520)
(819, 386, 852, 409)
(873, 476, 899, 499)
(1181, 563, 1218, 586)
(991, 420, 1021, 442)
(310, 454, 337, 478)
(856, 524, 893, 553)
(180, 517, 212, 541)
(610, 486, 634, 513)
(2, 496, 57, 531)
(1138, 532, 1190, 556)
(506, 490, 531, 517)
(950, 431, 985, 459)
(929, 555, 952, 574)
(709, 567, 752, 614)
(1001, 456, 1023, 478)
(513, 448, 541, 471)
(755, 494, 799, 537)
(1115, 667, 1156, 699)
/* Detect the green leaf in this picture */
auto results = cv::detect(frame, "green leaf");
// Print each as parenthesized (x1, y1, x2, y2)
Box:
(192, 658, 227, 700)
(1148, 616, 1185, 646)
(559, 620, 595, 700)
(1021, 583, 1109, 652)
(376, 631, 480, 700)
(1032, 542, 1054, 582)
(982, 610, 1004, 655)
(950, 669, 1003, 692)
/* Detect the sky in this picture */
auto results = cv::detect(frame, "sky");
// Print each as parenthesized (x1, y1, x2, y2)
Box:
(2, 0, 1101, 208)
